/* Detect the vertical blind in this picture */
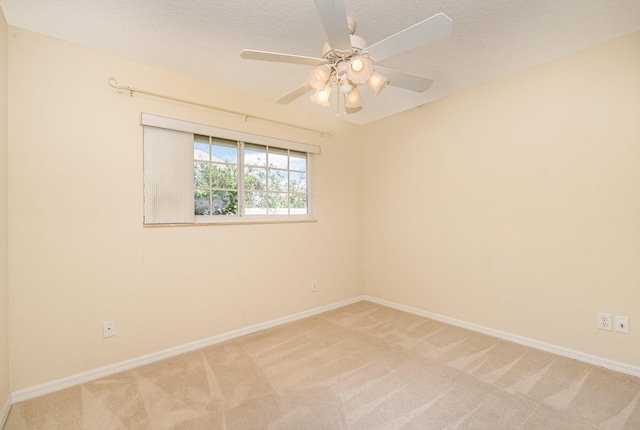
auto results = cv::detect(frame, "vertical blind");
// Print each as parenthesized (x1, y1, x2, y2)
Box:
(143, 126, 194, 224)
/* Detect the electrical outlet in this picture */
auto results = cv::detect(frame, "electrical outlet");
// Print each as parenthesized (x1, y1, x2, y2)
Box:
(103, 320, 115, 338)
(615, 316, 629, 334)
(311, 280, 318, 292)
(597, 312, 612, 331)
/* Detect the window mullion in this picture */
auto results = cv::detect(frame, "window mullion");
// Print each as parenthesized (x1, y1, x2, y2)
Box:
(265, 145, 270, 214)
(238, 141, 245, 216)
(287, 149, 291, 215)
(208, 136, 213, 215)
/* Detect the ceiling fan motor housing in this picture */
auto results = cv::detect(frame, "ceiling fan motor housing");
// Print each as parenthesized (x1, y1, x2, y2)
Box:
(321, 34, 368, 60)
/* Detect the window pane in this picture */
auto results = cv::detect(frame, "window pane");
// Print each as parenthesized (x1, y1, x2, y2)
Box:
(211, 164, 238, 189)
(193, 136, 310, 219)
(211, 138, 238, 163)
(194, 135, 209, 161)
(290, 151, 307, 172)
(268, 147, 288, 169)
(245, 143, 267, 167)
(245, 191, 266, 215)
(289, 171, 307, 193)
(268, 193, 289, 215)
(290, 193, 308, 214)
(245, 166, 266, 191)
(212, 190, 238, 215)
(268, 169, 287, 192)
(194, 161, 210, 188)
(195, 189, 210, 215)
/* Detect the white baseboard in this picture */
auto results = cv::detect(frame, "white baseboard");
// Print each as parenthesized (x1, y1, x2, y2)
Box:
(11, 295, 639, 404)
(364, 296, 640, 378)
(11, 296, 365, 403)
(1, 395, 11, 429)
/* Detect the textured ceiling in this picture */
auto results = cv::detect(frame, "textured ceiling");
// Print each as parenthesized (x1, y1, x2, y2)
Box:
(2, 0, 640, 124)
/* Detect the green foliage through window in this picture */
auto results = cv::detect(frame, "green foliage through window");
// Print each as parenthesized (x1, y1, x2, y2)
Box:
(193, 135, 308, 217)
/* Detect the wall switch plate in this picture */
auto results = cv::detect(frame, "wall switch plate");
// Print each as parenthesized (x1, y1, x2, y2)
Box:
(615, 316, 629, 334)
(311, 280, 317, 292)
(103, 320, 115, 338)
(597, 312, 612, 331)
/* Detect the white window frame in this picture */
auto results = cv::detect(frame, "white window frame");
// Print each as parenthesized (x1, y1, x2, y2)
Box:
(141, 113, 319, 225)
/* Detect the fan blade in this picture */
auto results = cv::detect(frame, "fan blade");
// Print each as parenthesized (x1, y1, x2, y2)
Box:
(375, 67, 433, 92)
(313, 0, 352, 53)
(366, 13, 452, 62)
(276, 83, 314, 104)
(240, 49, 327, 66)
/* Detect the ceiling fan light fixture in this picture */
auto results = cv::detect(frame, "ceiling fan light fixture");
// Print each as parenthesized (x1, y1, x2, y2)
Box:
(340, 81, 353, 94)
(368, 70, 390, 96)
(344, 86, 363, 108)
(310, 85, 332, 106)
(306, 65, 331, 91)
(346, 55, 373, 84)
(338, 72, 353, 94)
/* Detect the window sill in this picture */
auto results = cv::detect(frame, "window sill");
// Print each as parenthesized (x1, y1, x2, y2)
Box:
(144, 217, 317, 227)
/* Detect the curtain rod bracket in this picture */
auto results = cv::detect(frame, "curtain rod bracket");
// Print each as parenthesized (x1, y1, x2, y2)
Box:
(107, 77, 334, 138)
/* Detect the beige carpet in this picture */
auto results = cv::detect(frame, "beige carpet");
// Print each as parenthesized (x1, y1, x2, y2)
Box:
(4, 301, 640, 429)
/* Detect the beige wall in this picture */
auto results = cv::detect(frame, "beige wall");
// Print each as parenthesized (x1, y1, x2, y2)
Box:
(0, 7, 10, 408)
(7, 28, 363, 391)
(362, 32, 640, 367)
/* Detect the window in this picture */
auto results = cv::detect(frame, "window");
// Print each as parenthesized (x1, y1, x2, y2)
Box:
(142, 114, 319, 225)
(194, 136, 239, 216)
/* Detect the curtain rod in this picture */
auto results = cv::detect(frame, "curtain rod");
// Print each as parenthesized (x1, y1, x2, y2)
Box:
(107, 77, 334, 138)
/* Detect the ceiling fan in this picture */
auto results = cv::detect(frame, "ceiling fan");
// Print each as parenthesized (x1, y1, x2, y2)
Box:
(240, 0, 452, 115)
